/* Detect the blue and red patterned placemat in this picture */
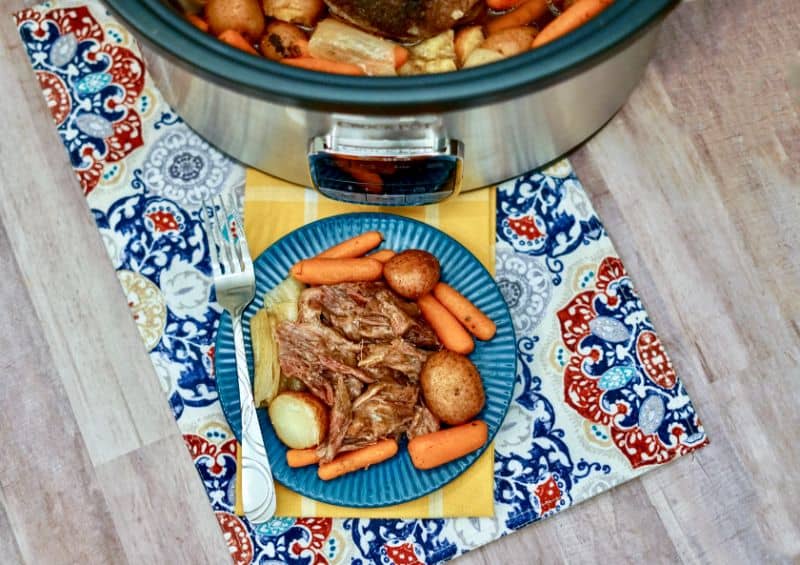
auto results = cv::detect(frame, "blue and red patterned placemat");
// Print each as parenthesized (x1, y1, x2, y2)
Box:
(14, 2, 708, 563)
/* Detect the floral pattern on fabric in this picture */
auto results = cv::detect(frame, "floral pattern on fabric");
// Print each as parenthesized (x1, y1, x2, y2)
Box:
(16, 5, 145, 195)
(556, 257, 708, 468)
(496, 169, 604, 284)
(16, 3, 707, 563)
(142, 123, 239, 207)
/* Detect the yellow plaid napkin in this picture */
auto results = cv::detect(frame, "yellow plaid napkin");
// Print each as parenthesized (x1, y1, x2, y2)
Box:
(239, 169, 496, 518)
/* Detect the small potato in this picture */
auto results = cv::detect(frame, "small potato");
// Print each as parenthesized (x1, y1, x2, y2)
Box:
(398, 30, 458, 75)
(206, 0, 265, 40)
(455, 26, 484, 67)
(421, 351, 485, 426)
(406, 30, 455, 62)
(260, 21, 309, 60)
(399, 58, 457, 75)
(383, 249, 440, 299)
(481, 26, 537, 57)
(268, 392, 329, 449)
(263, 0, 325, 27)
(463, 47, 505, 68)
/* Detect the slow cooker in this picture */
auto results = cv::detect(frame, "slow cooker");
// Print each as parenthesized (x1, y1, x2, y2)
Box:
(106, 0, 675, 205)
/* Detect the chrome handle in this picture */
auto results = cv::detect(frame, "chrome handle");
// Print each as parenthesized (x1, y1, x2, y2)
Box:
(308, 116, 464, 206)
(233, 312, 276, 523)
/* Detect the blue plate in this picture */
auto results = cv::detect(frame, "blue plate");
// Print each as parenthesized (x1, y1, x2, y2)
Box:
(215, 212, 516, 507)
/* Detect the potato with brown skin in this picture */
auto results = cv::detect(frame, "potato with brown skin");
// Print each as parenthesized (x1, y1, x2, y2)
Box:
(480, 26, 537, 57)
(260, 21, 310, 60)
(455, 26, 484, 67)
(206, 0, 265, 40)
(420, 351, 485, 425)
(268, 392, 329, 449)
(383, 250, 440, 299)
(264, 0, 325, 27)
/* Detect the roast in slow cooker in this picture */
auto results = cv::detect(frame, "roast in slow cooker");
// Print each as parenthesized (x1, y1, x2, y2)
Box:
(108, 0, 671, 200)
(179, 0, 615, 76)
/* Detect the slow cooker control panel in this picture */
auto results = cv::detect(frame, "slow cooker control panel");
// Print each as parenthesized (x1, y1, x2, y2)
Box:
(308, 116, 463, 206)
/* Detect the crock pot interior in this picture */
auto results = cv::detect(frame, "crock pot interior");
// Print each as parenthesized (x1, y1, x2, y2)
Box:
(106, 0, 676, 113)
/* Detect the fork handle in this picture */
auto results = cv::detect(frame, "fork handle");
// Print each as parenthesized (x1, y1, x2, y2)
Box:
(232, 312, 276, 523)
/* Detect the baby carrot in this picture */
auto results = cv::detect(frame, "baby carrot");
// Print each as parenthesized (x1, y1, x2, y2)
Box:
(287, 448, 321, 468)
(318, 439, 398, 480)
(433, 282, 496, 341)
(394, 45, 410, 68)
(369, 249, 396, 263)
(486, 0, 526, 10)
(282, 57, 366, 75)
(532, 0, 614, 47)
(186, 13, 209, 33)
(485, 0, 549, 35)
(318, 231, 383, 259)
(408, 420, 488, 470)
(417, 293, 474, 355)
(291, 257, 383, 285)
(217, 29, 258, 55)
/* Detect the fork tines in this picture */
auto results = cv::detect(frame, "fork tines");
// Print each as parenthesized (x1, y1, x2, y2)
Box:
(201, 192, 253, 276)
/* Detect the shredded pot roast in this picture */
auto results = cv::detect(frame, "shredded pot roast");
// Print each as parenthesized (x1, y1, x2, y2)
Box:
(276, 282, 441, 462)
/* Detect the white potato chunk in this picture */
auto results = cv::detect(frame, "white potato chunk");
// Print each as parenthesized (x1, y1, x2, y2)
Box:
(268, 392, 329, 449)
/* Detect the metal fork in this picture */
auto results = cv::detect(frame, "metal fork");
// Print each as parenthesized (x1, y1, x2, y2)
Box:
(202, 192, 276, 523)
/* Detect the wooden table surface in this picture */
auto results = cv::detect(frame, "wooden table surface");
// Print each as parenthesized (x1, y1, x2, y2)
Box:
(1, 0, 798, 563)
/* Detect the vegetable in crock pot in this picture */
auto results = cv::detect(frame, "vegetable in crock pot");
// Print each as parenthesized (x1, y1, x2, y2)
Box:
(480, 25, 536, 57)
(454, 25, 484, 66)
(218, 28, 260, 53)
(260, 20, 310, 60)
(181, 0, 615, 75)
(284, 57, 365, 74)
(206, 0, 264, 39)
(485, 0, 549, 34)
(263, 0, 326, 26)
(463, 47, 504, 68)
(486, 0, 524, 10)
(533, 0, 615, 47)
(399, 31, 458, 75)
(308, 18, 408, 75)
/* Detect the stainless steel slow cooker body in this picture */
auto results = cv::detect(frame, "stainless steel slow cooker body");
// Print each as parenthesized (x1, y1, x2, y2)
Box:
(107, 0, 675, 205)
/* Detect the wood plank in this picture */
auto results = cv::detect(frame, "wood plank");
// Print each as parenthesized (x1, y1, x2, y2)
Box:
(0, 220, 128, 565)
(95, 436, 233, 565)
(547, 479, 680, 564)
(0, 0, 178, 466)
(0, 488, 25, 565)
